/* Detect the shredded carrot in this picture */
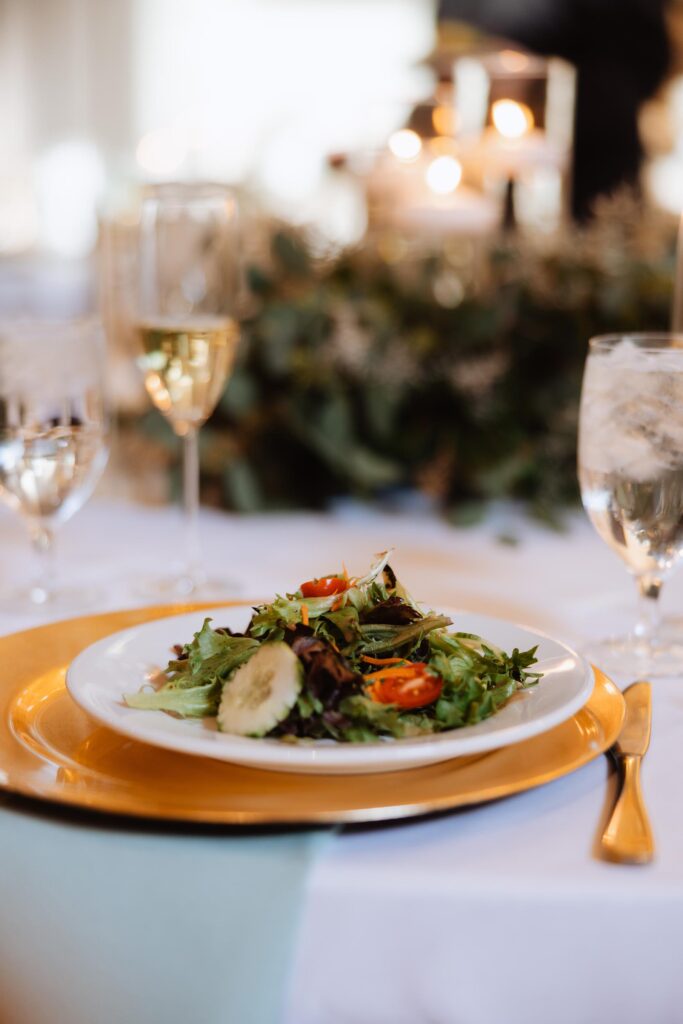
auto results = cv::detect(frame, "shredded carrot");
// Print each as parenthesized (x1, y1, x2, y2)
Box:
(362, 664, 419, 682)
(331, 596, 344, 612)
(362, 655, 407, 666)
(342, 563, 349, 582)
(301, 604, 309, 626)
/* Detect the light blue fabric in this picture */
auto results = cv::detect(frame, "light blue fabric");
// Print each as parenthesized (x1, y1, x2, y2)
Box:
(0, 798, 325, 1024)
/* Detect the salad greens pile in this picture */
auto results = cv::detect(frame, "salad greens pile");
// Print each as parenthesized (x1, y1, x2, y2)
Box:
(125, 553, 541, 742)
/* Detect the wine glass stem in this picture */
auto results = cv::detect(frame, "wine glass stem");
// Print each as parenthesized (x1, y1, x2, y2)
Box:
(29, 522, 55, 605)
(182, 427, 202, 584)
(635, 574, 662, 644)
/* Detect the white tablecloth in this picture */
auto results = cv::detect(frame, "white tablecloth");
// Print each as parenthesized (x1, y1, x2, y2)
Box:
(2, 499, 682, 1024)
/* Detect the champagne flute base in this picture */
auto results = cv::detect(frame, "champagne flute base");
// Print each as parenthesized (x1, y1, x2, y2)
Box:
(582, 633, 683, 681)
(134, 571, 243, 602)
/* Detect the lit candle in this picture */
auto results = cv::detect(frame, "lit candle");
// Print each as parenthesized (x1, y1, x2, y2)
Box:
(491, 99, 535, 140)
(368, 138, 498, 237)
(465, 97, 565, 181)
(452, 49, 575, 232)
(387, 129, 422, 163)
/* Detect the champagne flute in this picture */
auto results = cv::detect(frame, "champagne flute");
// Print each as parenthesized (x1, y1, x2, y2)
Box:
(578, 333, 683, 676)
(0, 318, 109, 608)
(135, 183, 240, 597)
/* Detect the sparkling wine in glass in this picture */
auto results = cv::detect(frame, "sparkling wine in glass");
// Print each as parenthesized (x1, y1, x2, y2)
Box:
(0, 319, 109, 607)
(578, 333, 683, 676)
(136, 184, 240, 597)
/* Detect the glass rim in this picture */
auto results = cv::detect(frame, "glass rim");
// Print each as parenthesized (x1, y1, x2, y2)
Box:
(589, 332, 683, 354)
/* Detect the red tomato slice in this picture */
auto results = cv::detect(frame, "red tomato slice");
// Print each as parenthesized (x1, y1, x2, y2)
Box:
(367, 663, 443, 709)
(300, 576, 348, 598)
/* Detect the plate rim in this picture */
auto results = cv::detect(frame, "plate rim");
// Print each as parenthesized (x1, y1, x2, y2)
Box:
(0, 604, 625, 825)
(64, 605, 595, 773)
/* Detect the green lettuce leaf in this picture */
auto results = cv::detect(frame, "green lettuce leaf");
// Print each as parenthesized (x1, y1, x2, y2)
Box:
(124, 619, 259, 716)
(124, 681, 220, 718)
(186, 619, 259, 684)
(356, 614, 452, 656)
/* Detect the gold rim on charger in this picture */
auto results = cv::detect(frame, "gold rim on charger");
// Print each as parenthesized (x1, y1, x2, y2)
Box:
(0, 604, 625, 825)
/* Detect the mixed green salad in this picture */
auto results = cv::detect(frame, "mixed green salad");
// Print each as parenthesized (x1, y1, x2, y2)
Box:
(125, 553, 541, 743)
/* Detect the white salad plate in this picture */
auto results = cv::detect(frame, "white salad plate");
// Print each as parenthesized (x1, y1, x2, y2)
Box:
(65, 607, 594, 775)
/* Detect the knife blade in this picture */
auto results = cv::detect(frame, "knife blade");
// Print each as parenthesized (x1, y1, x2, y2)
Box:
(614, 681, 652, 758)
(601, 681, 654, 864)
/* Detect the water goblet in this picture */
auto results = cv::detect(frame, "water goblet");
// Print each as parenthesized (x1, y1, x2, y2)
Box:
(578, 332, 683, 677)
(0, 318, 109, 609)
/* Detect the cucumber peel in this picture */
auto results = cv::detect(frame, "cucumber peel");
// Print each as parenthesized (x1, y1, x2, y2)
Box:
(217, 641, 303, 737)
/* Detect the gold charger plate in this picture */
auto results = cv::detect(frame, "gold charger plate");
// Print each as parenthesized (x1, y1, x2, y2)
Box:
(0, 604, 625, 825)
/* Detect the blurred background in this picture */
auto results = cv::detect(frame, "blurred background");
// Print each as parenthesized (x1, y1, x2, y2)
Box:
(1, 0, 434, 269)
(1, 0, 682, 520)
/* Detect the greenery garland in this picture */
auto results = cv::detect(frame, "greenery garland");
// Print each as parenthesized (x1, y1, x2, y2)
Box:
(137, 193, 675, 522)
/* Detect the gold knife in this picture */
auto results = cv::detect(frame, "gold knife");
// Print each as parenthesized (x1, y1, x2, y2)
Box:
(601, 681, 654, 865)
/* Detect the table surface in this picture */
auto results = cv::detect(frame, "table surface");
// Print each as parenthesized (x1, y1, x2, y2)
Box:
(1, 498, 682, 1024)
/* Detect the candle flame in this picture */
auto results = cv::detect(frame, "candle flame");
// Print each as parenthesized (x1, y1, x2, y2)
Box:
(491, 100, 534, 140)
(388, 129, 422, 162)
(425, 155, 462, 195)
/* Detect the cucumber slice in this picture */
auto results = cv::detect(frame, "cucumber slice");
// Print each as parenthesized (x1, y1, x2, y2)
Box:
(217, 641, 303, 737)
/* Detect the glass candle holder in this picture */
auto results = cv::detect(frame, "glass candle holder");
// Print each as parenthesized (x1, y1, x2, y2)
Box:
(363, 91, 500, 243)
(453, 49, 576, 234)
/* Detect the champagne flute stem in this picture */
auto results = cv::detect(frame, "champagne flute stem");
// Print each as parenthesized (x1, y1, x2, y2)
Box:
(29, 521, 55, 605)
(181, 427, 202, 587)
(635, 574, 662, 643)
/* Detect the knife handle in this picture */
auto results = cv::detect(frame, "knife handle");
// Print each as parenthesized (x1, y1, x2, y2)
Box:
(601, 755, 655, 864)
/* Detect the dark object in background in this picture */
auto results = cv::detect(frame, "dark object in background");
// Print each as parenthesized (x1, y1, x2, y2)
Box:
(439, 0, 670, 218)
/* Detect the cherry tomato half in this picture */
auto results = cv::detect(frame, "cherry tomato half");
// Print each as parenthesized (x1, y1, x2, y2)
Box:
(367, 663, 443, 709)
(300, 576, 348, 598)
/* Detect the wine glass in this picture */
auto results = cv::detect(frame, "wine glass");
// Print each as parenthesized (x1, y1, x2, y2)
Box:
(0, 318, 109, 608)
(578, 332, 683, 677)
(135, 183, 240, 597)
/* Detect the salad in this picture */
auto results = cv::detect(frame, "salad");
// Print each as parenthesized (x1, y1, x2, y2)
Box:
(125, 553, 541, 743)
